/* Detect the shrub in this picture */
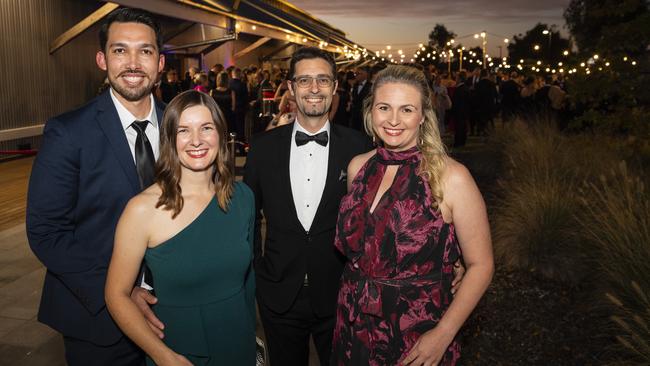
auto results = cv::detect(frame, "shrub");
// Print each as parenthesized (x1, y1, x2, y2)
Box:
(579, 163, 650, 364)
(491, 118, 621, 284)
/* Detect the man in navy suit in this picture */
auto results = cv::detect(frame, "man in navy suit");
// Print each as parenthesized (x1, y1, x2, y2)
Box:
(26, 8, 164, 366)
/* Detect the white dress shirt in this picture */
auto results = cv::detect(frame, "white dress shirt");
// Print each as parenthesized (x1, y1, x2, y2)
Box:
(356, 80, 367, 95)
(109, 88, 160, 162)
(290, 120, 330, 232)
(110, 88, 159, 290)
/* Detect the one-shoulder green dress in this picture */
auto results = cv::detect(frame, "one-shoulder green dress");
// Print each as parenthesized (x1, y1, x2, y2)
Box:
(144, 182, 256, 366)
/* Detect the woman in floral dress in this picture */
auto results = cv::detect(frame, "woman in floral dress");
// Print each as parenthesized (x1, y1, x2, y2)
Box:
(331, 65, 493, 366)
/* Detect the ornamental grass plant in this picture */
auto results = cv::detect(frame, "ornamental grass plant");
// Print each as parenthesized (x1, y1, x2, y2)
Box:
(490, 117, 650, 363)
(490, 118, 620, 284)
(578, 163, 650, 364)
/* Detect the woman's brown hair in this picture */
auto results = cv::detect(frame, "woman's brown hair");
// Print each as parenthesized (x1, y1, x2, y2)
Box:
(155, 90, 234, 217)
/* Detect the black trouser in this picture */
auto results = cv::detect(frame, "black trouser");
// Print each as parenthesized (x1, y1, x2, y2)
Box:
(63, 335, 143, 366)
(258, 285, 336, 366)
(454, 117, 468, 147)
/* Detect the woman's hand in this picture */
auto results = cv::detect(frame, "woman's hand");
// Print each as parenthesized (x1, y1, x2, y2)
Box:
(451, 260, 465, 295)
(278, 112, 295, 126)
(401, 326, 454, 366)
(158, 352, 193, 366)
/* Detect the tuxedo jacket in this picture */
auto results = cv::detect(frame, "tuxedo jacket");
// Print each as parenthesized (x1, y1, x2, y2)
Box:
(244, 123, 373, 316)
(26, 90, 164, 345)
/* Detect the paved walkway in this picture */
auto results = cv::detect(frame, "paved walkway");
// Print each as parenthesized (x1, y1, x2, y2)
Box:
(0, 223, 65, 366)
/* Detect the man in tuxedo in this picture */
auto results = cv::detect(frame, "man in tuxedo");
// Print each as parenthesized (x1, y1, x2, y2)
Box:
(452, 71, 472, 147)
(244, 47, 373, 366)
(26, 8, 164, 366)
(475, 69, 498, 135)
(499, 71, 521, 122)
(349, 66, 372, 131)
(468, 67, 481, 136)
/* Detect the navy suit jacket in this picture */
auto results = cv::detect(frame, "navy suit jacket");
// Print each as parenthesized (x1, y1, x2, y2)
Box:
(26, 90, 164, 345)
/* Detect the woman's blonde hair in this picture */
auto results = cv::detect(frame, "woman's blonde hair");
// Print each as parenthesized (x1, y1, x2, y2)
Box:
(193, 72, 208, 85)
(155, 90, 234, 217)
(363, 65, 448, 208)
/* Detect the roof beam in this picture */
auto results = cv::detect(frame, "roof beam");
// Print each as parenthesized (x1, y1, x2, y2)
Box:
(111, 0, 229, 28)
(49, 2, 119, 54)
(178, 0, 299, 44)
(163, 22, 196, 44)
(234, 36, 271, 59)
(199, 39, 230, 55)
(164, 33, 237, 52)
(262, 41, 293, 61)
(239, 0, 321, 41)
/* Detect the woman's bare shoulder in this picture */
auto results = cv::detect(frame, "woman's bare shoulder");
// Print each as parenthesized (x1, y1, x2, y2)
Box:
(124, 185, 163, 216)
(348, 149, 376, 176)
(441, 157, 473, 186)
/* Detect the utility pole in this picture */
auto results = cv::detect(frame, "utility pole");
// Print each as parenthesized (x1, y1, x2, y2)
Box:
(481, 31, 487, 69)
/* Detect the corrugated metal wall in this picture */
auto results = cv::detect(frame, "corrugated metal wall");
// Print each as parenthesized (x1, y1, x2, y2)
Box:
(0, 0, 106, 154)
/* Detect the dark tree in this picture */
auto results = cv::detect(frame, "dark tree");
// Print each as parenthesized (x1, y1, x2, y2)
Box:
(428, 24, 457, 50)
(562, 0, 650, 135)
(507, 23, 571, 66)
(564, 0, 650, 57)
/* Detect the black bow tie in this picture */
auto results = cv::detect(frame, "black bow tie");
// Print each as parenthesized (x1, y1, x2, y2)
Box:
(295, 131, 328, 147)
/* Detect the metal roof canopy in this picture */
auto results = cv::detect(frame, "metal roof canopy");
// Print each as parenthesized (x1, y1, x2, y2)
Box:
(178, 0, 361, 52)
(49, 0, 363, 57)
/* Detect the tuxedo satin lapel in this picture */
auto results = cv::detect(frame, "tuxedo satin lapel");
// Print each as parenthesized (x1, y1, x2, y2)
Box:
(312, 125, 342, 229)
(95, 91, 141, 194)
(279, 124, 303, 231)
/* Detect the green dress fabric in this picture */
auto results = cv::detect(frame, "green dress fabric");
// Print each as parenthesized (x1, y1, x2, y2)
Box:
(144, 182, 256, 366)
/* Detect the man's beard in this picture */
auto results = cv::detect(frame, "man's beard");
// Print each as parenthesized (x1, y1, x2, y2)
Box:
(109, 71, 155, 102)
(303, 105, 329, 117)
(299, 97, 330, 117)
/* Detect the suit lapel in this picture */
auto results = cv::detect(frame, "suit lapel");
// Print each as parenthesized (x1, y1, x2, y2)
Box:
(95, 91, 141, 194)
(311, 124, 343, 229)
(278, 124, 303, 231)
(154, 100, 165, 127)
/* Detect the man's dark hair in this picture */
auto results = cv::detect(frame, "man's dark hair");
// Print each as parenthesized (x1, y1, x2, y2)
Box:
(370, 63, 387, 77)
(99, 8, 163, 52)
(287, 47, 336, 80)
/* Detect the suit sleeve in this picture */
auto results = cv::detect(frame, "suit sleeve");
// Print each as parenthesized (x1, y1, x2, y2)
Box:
(26, 118, 107, 315)
(242, 139, 264, 271)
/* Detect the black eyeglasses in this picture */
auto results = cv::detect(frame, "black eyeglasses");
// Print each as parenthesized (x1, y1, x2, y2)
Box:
(292, 76, 334, 88)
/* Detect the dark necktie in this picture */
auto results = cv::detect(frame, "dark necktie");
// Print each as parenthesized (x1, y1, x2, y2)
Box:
(131, 120, 155, 189)
(295, 131, 328, 147)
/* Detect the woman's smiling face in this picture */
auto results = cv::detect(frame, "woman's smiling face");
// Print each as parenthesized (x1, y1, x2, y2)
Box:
(371, 82, 424, 151)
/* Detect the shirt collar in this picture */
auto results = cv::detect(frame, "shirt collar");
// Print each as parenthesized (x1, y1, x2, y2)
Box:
(109, 88, 157, 130)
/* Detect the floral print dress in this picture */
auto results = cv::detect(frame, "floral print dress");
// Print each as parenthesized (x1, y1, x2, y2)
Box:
(331, 146, 461, 365)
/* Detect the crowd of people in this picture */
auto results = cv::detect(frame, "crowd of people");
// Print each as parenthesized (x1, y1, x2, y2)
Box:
(155, 49, 569, 155)
(26, 7, 497, 366)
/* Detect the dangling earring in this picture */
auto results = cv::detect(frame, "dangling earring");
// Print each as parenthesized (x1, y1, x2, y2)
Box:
(372, 134, 376, 145)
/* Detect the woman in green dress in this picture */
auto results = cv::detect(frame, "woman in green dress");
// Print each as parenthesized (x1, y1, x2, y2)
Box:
(106, 90, 256, 366)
